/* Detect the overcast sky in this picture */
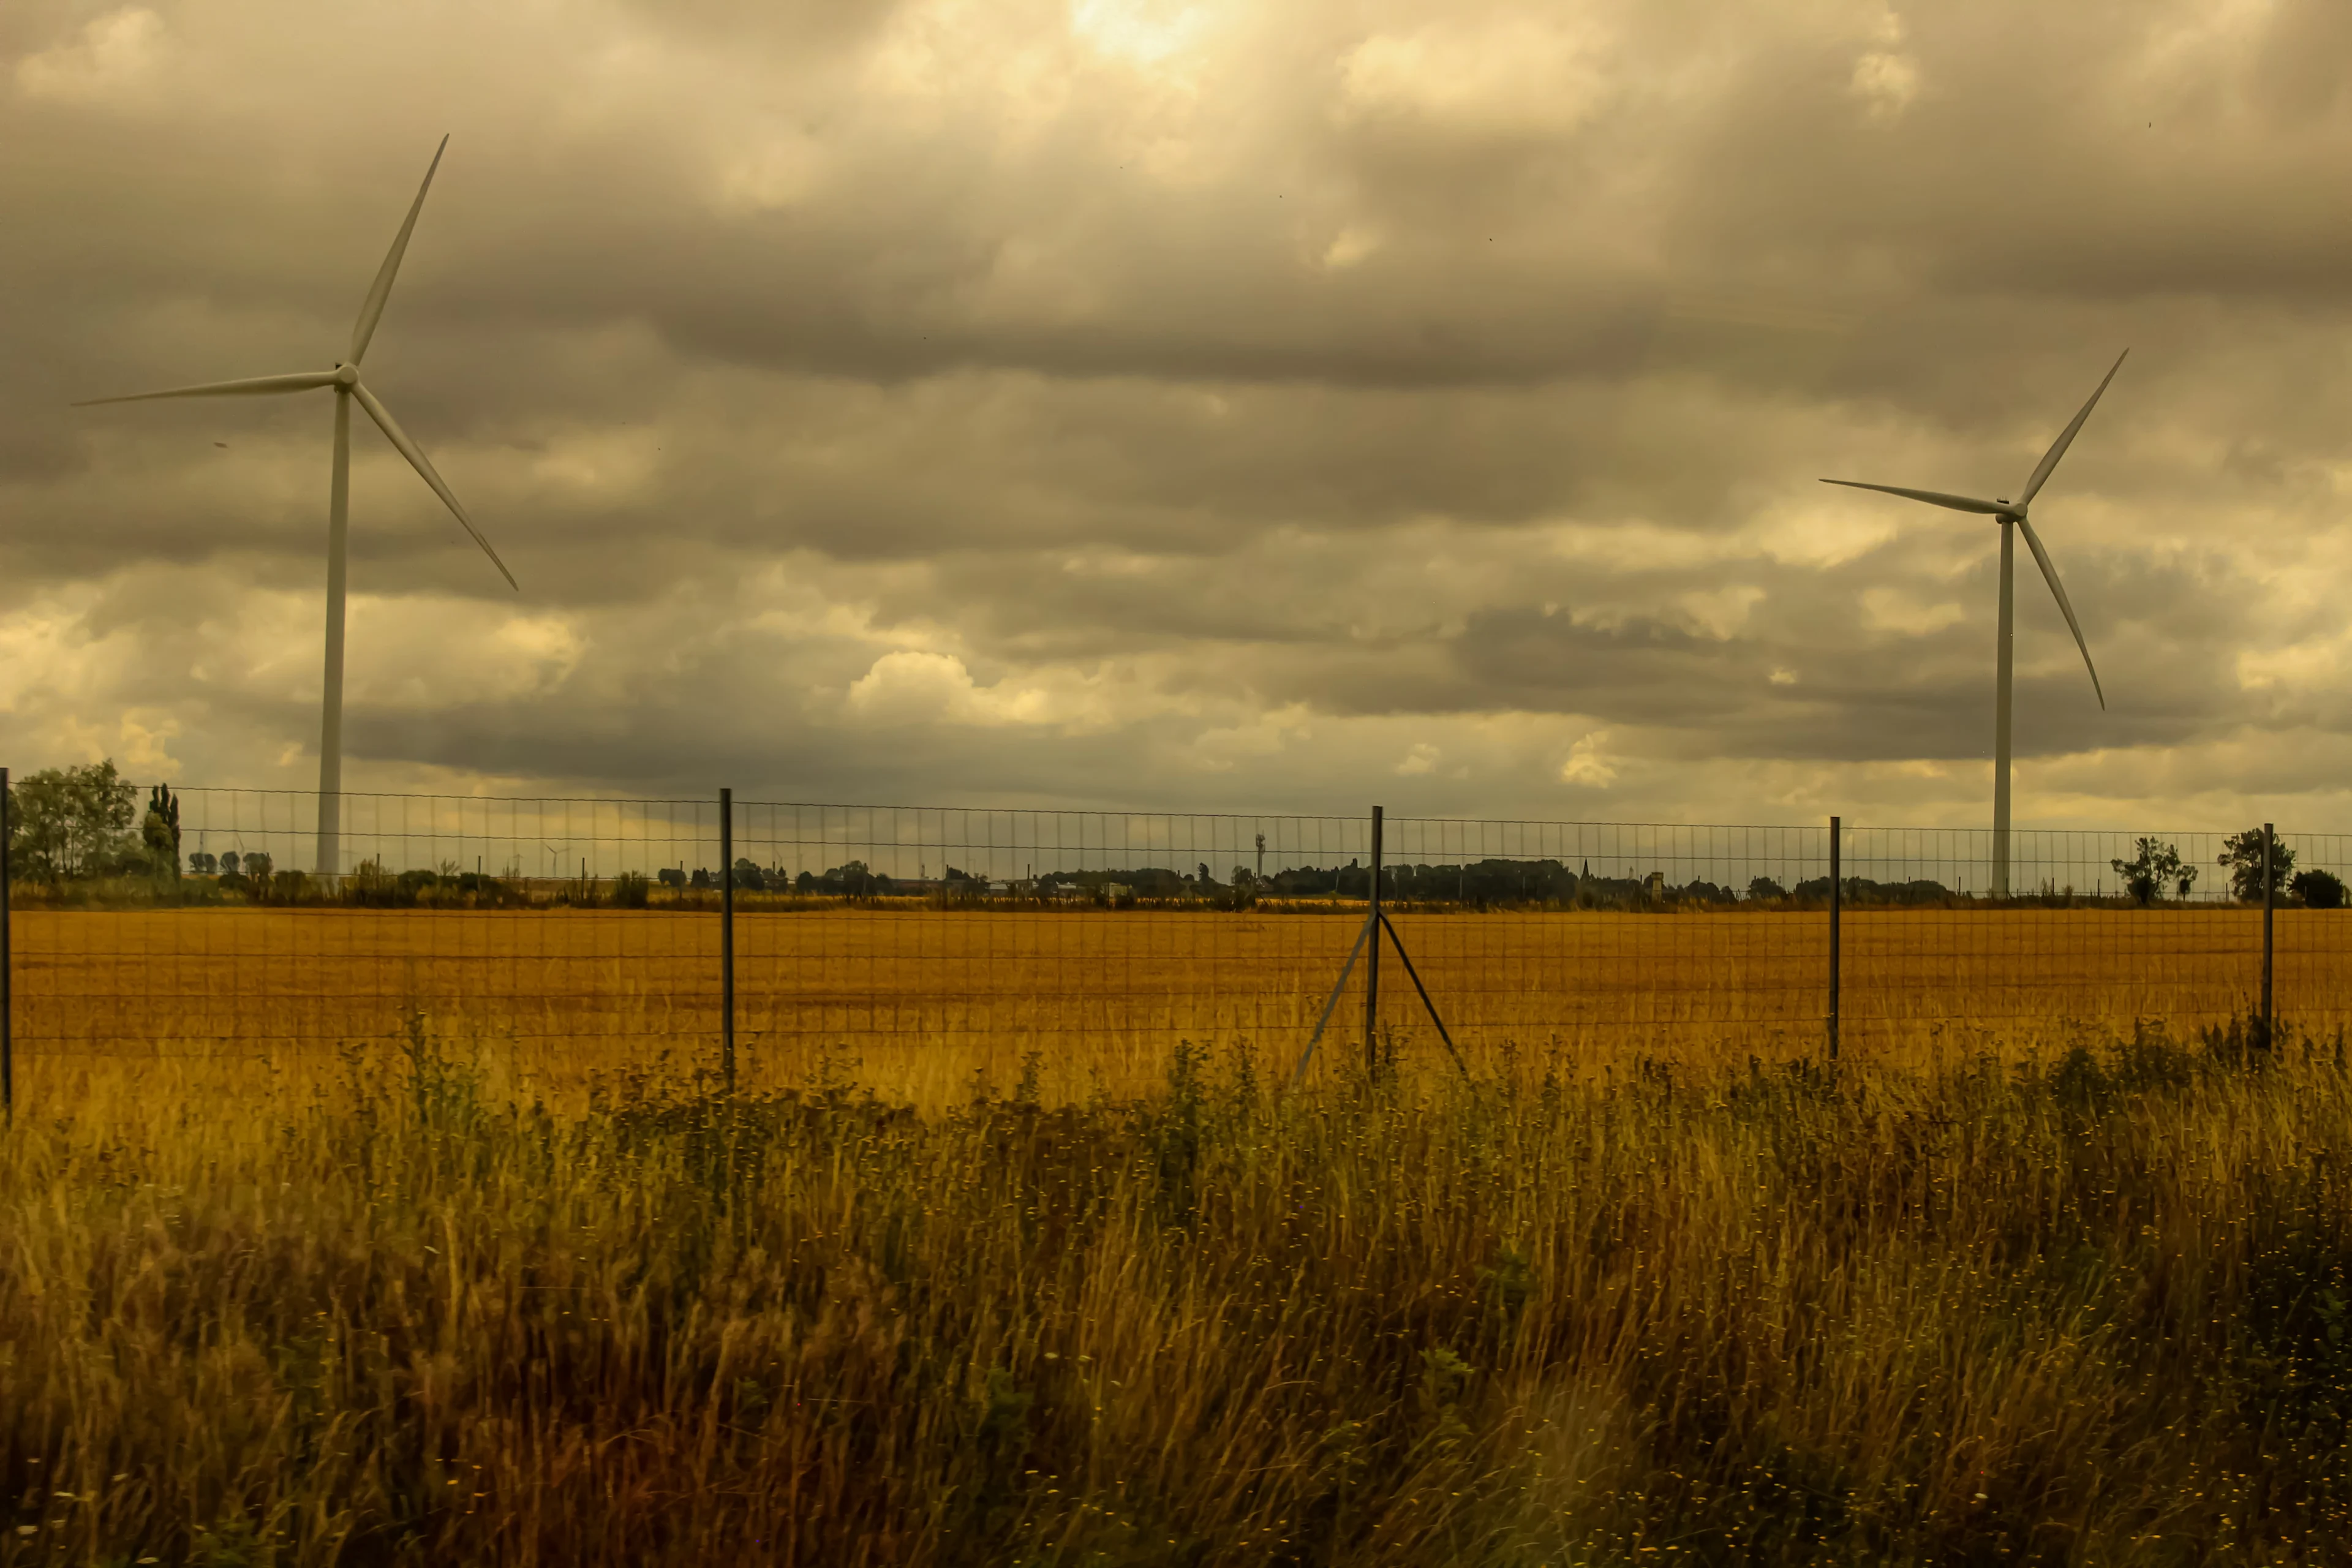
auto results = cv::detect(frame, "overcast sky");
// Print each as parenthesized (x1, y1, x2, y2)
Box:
(4, 0, 2351, 831)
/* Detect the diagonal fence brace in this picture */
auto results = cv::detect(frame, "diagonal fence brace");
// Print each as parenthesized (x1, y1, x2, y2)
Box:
(1291, 906, 1376, 1087)
(1292, 906, 1473, 1086)
(1381, 910, 1469, 1081)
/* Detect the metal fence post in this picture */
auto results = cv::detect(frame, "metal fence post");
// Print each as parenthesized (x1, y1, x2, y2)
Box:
(2261, 821, 2275, 1050)
(1363, 804, 1383, 1073)
(2, 766, 12, 1121)
(1828, 814, 1841, 1061)
(720, 787, 736, 1092)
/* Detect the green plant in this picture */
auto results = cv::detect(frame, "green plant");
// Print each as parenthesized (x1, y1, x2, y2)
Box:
(2220, 827, 2296, 902)
(2293, 868, 2347, 910)
(141, 783, 181, 880)
(6, 759, 137, 880)
(2111, 836, 2190, 905)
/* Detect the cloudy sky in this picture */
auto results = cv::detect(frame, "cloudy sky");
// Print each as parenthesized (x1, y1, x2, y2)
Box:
(3, 0, 2350, 830)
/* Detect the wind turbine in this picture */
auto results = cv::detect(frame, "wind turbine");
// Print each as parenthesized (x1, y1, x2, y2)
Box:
(1822, 350, 2125, 897)
(77, 138, 514, 880)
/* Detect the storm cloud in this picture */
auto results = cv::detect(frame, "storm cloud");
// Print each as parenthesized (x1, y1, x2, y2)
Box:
(4, 0, 2351, 828)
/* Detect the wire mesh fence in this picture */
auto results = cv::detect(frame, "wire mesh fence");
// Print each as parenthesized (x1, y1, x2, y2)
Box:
(2, 783, 2345, 1090)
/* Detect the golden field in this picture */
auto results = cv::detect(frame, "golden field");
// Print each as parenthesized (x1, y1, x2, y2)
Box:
(9, 903, 2352, 1562)
(12, 903, 2347, 1095)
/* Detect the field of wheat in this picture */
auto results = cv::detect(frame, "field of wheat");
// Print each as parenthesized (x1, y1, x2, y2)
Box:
(12, 905, 2347, 1096)
(10, 902, 2352, 1563)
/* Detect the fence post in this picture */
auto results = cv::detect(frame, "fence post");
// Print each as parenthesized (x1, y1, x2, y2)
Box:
(2, 766, 11, 1121)
(2261, 821, 2275, 1050)
(1363, 805, 1383, 1073)
(720, 787, 736, 1092)
(1827, 814, 1841, 1062)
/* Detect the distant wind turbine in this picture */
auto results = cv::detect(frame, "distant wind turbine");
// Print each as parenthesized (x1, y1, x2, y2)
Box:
(1822, 350, 2125, 897)
(78, 137, 514, 880)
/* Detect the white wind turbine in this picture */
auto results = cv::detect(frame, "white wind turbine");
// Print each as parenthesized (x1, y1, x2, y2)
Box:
(1822, 350, 2126, 897)
(78, 137, 514, 880)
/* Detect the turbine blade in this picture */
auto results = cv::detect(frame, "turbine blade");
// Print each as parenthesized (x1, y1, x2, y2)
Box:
(351, 381, 518, 590)
(349, 135, 449, 366)
(2017, 349, 2128, 506)
(1819, 478, 2007, 514)
(2017, 517, 2105, 710)
(74, 370, 337, 406)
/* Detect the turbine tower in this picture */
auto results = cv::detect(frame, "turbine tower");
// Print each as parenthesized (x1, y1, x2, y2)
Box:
(78, 138, 514, 880)
(1822, 351, 2125, 897)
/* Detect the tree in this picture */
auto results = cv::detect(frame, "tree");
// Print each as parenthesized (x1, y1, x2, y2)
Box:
(2110, 838, 2188, 906)
(188, 850, 218, 876)
(6, 760, 138, 880)
(2291, 868, 2346, 910)
(142, 783, 182, 879)
(731, 858, 766, 891)
(1746, 876, 1787, 902)
(2218, 829, 2296, 903)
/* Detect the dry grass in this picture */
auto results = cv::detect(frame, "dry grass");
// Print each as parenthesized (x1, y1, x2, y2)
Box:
(4, 1022, 2351, 1565)
(9, 905, 2350, 1561)
(13, 907, 2351, 1098)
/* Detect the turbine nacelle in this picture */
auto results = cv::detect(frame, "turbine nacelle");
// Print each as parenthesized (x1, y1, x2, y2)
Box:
(334, 363, 360, 388)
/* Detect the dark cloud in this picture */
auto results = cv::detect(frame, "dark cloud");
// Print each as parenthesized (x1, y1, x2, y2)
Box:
(5, 0, 2352, 833)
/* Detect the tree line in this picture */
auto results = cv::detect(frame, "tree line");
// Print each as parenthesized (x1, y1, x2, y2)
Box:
(8, 761, 2348, 909)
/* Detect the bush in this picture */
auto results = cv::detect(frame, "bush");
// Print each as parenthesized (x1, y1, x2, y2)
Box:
(2291, 868, 2346, 910)
(2111, 837, 2192, 905)
(453, 872, 508, 903)
(611, 872, 652, 910)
